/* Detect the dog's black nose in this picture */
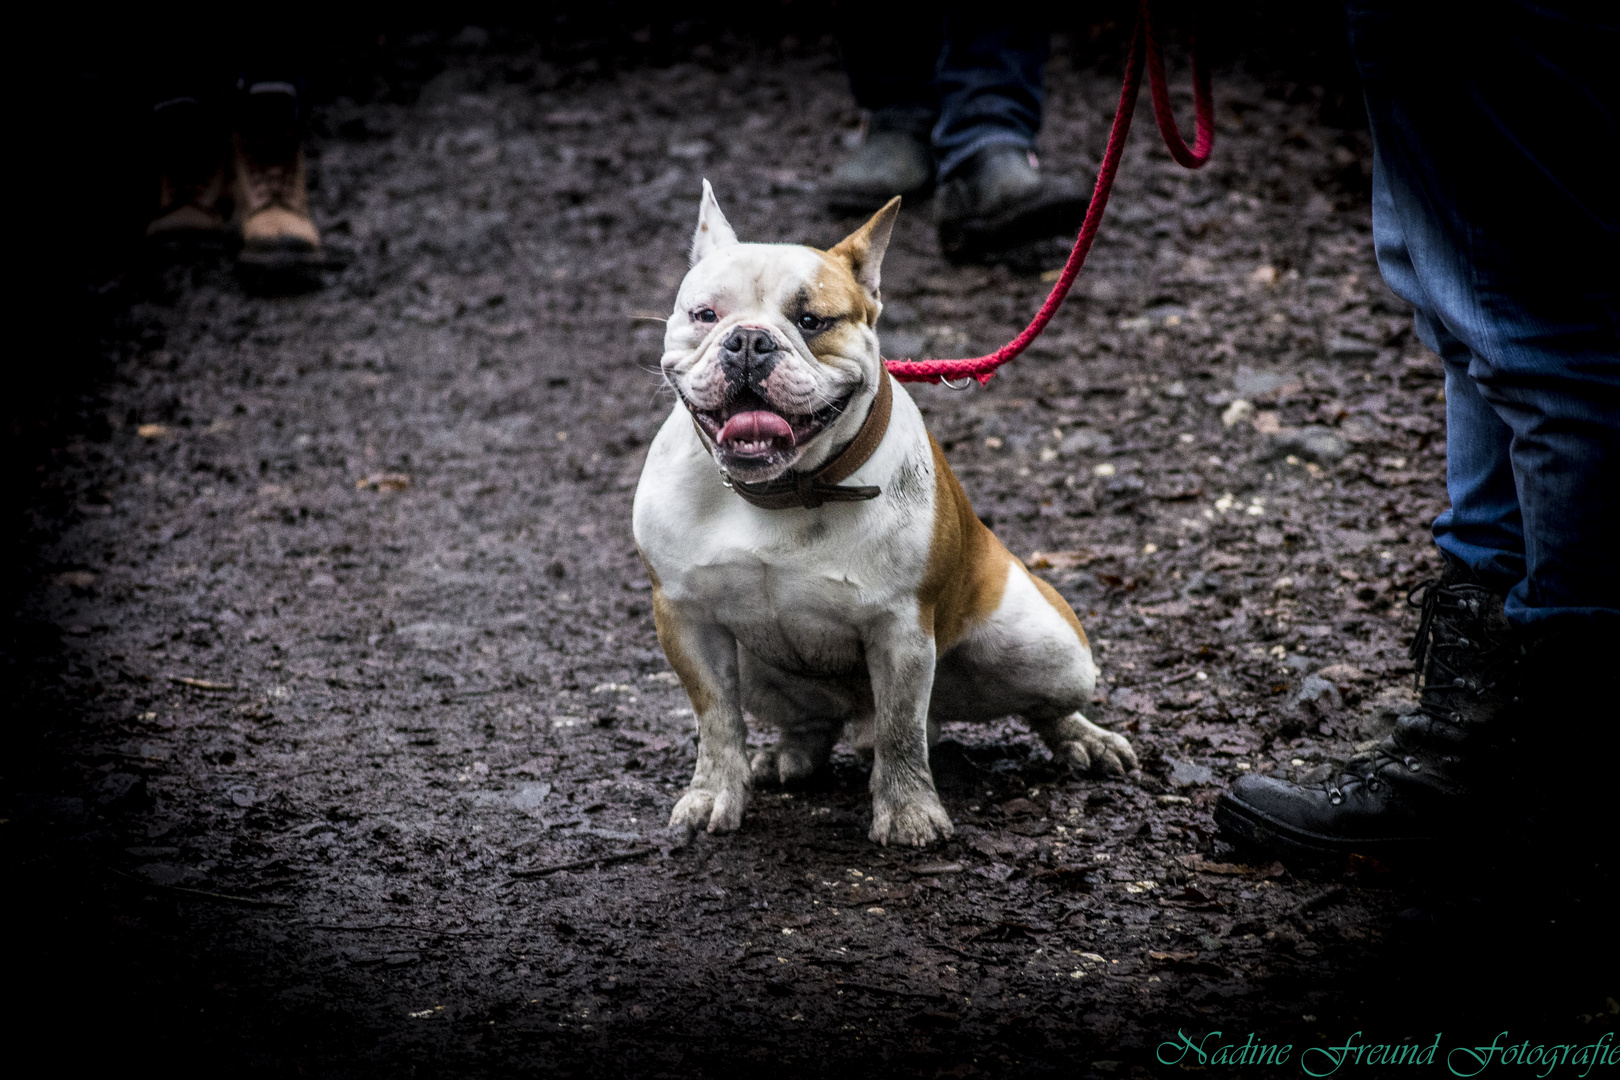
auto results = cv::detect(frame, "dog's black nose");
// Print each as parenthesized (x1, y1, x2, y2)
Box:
(719, 326, 780, 389)
(720, 327, 778, 359)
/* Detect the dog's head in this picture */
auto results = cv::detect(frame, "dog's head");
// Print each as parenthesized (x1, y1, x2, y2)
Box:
(661, 181, 900, 484)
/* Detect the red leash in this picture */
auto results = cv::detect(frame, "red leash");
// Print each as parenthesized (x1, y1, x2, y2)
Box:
(884, 0, 1214, 386)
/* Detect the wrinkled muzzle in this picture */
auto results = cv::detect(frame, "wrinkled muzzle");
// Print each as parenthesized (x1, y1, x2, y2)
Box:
(675, 322, 852, 478)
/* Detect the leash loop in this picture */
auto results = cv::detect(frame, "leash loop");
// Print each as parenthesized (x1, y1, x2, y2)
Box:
(884, 0, 1213, 386)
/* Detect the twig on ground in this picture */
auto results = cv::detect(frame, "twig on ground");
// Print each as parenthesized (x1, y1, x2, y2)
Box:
(108, 867, 291, 907)
(310, 923, 482, 938)
(168, 675, 237, 691)
(837, 981, 947, 1002)
(1291, 885, 1349, 918)
(509, 845, 658, 879)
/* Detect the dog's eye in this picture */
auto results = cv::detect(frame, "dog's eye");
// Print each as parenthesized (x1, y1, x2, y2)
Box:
(797, 313, 828, 333)
(693, 308, 717, 324)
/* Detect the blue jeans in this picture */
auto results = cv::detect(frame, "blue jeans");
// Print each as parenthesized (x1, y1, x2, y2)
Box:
(1347, 1, 1620, 634)
(839, 9, 1048, 180)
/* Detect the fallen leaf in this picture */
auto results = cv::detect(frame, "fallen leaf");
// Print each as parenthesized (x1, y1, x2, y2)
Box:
(1025, 549, 1094, 570)
(1178, 854, 1286, 878)
(965, 830, 1039, 860)
(137, 424, 173, 439)
(1316, 663, 1372, 684)
(1149, 950, 1198, 962)
(358, 473, 412, 492)
(997, 797, 1040, 818)
(1028, 866, 1093, 891)
(1159, 885, 1226, 910)
(54, 571, 97, 588)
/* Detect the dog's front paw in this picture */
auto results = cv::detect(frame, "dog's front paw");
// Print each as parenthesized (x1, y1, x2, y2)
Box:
(1049, 714, 1138, 776)
(668, 782, 748, 845)
(869, 791, 954, 847)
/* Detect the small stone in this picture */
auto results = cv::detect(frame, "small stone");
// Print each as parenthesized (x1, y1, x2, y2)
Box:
(1327, 335, 1378, 359)
(1296, 675, 1343, 712)
(511, 782, 551, 811)
(1316, 663, 1371, 685)
(1271, 425, 1348, 463)
(1221, 399, 1255, 428)
(1166, 758, 1215, 788)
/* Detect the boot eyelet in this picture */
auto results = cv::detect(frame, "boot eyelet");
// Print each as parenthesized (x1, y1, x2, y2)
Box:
(1328, 787, 1344, 806)
(1367, 779, 1381, 792)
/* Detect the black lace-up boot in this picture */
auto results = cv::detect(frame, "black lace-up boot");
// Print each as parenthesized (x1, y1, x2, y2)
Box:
(1217, 557, 1525, 861)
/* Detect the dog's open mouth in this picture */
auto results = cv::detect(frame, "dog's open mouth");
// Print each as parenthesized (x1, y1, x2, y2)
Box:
(688, 388, 846, 464)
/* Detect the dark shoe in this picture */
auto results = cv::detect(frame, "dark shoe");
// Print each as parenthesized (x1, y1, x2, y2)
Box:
(936, 144, 1089, 261)
(1216, 557, 1524, 861)
(826, 108, 935, 215)
(232, 82, 322, 268)
(145, 98, 227, 244)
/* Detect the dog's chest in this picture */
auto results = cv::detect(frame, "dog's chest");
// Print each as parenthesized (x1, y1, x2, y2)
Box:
(680, 549, 871, 676)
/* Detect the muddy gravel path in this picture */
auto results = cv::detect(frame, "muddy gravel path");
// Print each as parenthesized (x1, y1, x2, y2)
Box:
(8, 29, 1613, 1080)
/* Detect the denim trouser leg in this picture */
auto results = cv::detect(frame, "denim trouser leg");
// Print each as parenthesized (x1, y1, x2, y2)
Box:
(837, 8, 941, 124)
(932, 11, 1049, 180)
(1370, 167, 1528, 593)
(838, 8, 1049, 178)
(1348, 1, 1620, 634)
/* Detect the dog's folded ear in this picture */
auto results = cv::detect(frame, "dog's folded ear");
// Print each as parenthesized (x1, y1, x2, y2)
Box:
(829, 196, 901, 304)
(691, 179, 740, 265)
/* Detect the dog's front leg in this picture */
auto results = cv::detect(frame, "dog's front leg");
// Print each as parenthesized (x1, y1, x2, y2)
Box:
(866, 618, 953, 847)
(657, 604, 751, 844)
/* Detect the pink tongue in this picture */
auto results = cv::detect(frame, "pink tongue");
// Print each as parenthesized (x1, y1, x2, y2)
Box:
(718, 410, 795, 447)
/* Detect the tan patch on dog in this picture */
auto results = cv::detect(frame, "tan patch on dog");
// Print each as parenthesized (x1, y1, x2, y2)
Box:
(917, 434, 1012, 649)
(642, 557, 715, 716)
(1025, 567, 1091, 648)
(652, 586, 715, 717)
(790, 253, 874, 370)
(791, 198, 900, 364)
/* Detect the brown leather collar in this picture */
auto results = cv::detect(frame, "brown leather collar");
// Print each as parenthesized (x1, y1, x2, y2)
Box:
(694, 373, 893, 511)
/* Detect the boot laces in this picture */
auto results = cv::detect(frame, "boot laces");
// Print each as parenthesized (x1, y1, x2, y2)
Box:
(242, 154, 296, 214)
(1406, 578, 1515, 702)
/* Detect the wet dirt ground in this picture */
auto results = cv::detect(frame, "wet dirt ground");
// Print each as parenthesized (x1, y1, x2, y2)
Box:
(8, 24, 1615, 1080)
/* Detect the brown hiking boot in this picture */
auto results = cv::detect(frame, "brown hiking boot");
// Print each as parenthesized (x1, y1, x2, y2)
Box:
(232, 82, 321, 267)
(825, 107, 936, 216)
(146, 98, 227, 242)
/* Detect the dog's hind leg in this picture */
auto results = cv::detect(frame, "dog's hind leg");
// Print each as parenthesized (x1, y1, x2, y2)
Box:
(1028, 711, 1137, 776)
(934, 560, 1137, 777)
(741, 655, 855, 786)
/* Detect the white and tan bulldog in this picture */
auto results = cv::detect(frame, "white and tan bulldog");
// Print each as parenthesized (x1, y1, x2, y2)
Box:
(633, 182, 1137, 847)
